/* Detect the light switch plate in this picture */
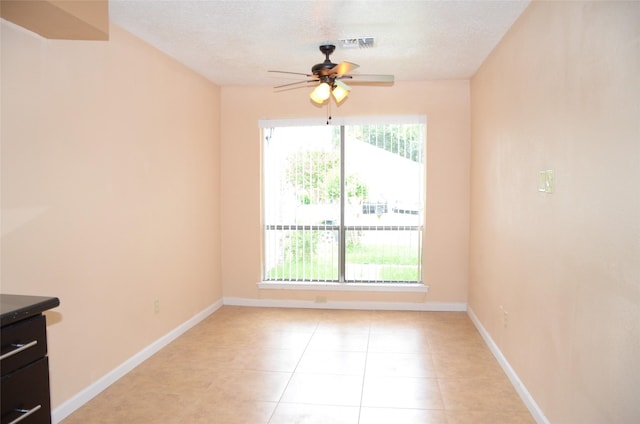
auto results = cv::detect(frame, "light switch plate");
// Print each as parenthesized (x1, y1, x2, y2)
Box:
(538, 171, 547, 192)
(538, 170, 554, 193)
(545, 170, 554, 193)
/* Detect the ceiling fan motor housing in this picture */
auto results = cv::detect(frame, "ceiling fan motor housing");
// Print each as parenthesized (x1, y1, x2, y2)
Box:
(312, 44, 338, 76)
(269, 43, 393, 90)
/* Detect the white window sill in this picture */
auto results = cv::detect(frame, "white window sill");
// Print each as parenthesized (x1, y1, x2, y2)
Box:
(257, 281, 428, 293)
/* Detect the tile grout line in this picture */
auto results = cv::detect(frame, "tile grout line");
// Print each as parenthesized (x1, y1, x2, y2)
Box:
(424, 326, 447, 418)
(356, 320, 372, 424)
(266, 319, 320, 424)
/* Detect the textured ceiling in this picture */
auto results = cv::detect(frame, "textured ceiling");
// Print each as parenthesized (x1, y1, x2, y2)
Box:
(109, 0, 530, 87)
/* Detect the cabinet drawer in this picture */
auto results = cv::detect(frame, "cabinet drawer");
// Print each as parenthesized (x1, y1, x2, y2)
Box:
(1, 357, 51, 424)
(0, 315, 47, 375)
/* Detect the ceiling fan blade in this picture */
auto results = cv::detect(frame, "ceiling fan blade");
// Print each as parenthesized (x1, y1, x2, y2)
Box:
(342, 74, 395, 83)
(329, 61, 359, 77)
(269, 70, 313, 77)
(274, 80, 317, 89)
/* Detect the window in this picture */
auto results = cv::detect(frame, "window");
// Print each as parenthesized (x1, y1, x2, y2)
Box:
(262, 117, 425, 284)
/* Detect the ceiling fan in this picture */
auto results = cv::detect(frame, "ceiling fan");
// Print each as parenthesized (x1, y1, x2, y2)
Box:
(269, 44, 394, 104)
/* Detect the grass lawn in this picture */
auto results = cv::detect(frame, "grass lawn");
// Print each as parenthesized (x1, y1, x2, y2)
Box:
(266, 243, 420, 282)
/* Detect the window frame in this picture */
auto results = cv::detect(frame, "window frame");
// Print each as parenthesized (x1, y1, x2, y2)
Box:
(259, 116, 428, 291)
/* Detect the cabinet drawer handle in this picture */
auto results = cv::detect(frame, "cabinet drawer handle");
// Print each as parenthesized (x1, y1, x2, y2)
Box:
(7, 405, 42, 424)
(0, 340, 38, 361)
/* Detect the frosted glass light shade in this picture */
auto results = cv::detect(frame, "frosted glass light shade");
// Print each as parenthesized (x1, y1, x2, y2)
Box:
(332, 82, 350, 103)
(310, 82, 331, 103)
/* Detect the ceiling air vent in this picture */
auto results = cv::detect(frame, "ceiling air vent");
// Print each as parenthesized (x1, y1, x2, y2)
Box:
(338, 37, 375, 49)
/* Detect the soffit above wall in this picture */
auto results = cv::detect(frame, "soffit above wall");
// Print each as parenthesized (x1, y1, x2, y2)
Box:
(0, 0, 109, 40)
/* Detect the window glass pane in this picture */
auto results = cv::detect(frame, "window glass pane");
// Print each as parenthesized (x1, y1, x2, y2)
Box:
(343, 124, 424, 283)
(263, 126, 340, 281)
(263, 120, 424, 284)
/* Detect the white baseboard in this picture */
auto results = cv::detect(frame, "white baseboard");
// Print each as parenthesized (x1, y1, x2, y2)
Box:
(51, 299, 223, 424)
(223, 296, 467, 312)
(467, 306, 549, 424)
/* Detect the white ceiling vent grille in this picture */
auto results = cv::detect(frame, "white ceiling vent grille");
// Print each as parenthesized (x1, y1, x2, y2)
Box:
(339, 37, 375, 49)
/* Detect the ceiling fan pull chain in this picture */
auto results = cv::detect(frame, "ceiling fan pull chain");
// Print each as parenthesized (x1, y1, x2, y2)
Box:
(326, 101, 332, 125)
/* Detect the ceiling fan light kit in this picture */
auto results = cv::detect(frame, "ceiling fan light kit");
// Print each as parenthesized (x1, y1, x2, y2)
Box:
(269, 44, 394, 105)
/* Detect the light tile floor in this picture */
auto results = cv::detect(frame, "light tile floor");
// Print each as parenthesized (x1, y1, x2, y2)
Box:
(61, 307, 535, 423)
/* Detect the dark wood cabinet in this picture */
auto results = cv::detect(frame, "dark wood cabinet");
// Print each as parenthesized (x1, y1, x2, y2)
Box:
(1, 295, 59, 424)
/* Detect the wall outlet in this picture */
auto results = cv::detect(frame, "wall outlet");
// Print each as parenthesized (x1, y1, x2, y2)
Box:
(500, 305, 508, 328)
(154, 300, 160, 314)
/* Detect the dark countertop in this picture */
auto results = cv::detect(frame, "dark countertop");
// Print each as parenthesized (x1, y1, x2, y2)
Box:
(0, 294, 60, 327)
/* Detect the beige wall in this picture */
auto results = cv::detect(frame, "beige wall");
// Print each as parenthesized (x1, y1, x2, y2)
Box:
(0, 20, 222, 408)
(470, 1, 640, 423)
(221, 81, 470, 305)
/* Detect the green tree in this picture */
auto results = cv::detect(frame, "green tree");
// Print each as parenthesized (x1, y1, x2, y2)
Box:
(327, 173, 368, 203)
(286, 150, 338, 204)
(286, 150, 367, 204)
